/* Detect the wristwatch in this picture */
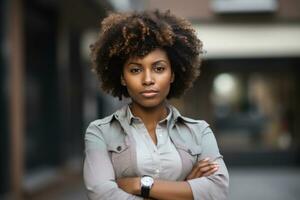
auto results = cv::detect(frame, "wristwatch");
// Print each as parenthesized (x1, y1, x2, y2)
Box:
(140, 175, 154, 198)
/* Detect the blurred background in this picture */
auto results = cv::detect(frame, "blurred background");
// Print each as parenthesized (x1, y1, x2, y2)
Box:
(1, 0, 300, 199)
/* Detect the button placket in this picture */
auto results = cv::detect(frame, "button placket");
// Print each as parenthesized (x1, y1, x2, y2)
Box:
(154, 163, 161, 178)
(155, 168, 160, 174)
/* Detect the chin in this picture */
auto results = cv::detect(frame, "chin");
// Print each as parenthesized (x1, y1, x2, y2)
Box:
(135, 98, 165, 109)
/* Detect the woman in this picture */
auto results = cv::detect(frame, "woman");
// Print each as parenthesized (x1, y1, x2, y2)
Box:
(84, 10, 229, 200)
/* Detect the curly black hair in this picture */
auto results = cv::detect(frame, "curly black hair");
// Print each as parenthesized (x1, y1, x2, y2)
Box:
(90, 10, 203, 100)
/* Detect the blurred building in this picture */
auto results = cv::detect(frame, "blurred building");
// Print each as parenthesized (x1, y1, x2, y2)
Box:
(1, 0, 300, 199)
(144, 0, 300, 167)
(1, 0, 116, 199)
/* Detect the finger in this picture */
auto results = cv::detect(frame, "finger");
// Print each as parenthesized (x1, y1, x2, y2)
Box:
(202, 166, 219, 177)
(186, 161, 208, 180)
(192, 164, 214, 179)
(193, 161, 216, 175)
(197, 163, 218, 177)
(197, 158, 210, 165)
(192, 166, 215, 179)
(190, 161, 219, 179)
(199, 157, 210, 162)
(197, 158, 218, 166)
(200, 161, 219, 169)
(187, 159, 217, 180)
(186, 165, 199, 180)
(199, 165, 216, 173)
(202, 167, 218, 177)
(193, 167, 204, 178)
(197, 160, 211, 168)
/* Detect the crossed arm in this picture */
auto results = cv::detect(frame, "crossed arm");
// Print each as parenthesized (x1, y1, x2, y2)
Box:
(84, 146, 222, 200)
(116, 158, 219, 200)
(84, 123, 229, 200)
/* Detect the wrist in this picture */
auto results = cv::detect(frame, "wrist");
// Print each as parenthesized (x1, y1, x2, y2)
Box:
(134, 177, 141, 195)
(140, 175, 154, 198)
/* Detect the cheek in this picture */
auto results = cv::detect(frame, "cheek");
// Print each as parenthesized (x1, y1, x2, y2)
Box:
(124, 77, 139, 93)
(162, 74, 173, 87)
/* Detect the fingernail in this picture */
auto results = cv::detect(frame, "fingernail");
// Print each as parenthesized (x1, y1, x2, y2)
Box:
(204, 157, 210, 161)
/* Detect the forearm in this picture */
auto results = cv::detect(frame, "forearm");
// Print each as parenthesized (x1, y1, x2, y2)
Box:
(84, 151, 143, 200)
(118, 172, 229, 200)
(149, 180, 193, 200)
(118, 178, 193, 200)
(88, 184, 143, 200)
(118, 158, 227, 200)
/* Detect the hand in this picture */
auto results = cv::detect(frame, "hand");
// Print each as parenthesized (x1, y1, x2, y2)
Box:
(185, 157, 219, 180)
(116, 177, 140, 195)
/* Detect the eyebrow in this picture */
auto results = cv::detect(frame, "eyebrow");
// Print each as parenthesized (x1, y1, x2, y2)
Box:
(127, 62, 141, 66)
(153, 59, 168, 64)
(127, 59, 168, 65)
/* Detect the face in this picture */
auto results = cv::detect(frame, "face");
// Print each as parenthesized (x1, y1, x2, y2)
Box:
(121, 48, 174, 109)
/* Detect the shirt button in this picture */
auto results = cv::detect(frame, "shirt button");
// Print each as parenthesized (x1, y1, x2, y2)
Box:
(117, 146, 122, 151)
(188, 149, 192, 154)
(155, 169, 160, 173)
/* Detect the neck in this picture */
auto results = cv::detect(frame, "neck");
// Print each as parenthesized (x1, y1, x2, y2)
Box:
(130, 101, 168, 128)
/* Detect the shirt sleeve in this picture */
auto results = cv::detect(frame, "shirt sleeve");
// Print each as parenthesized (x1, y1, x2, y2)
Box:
(187, 124, 229, 200)
(83, 122, 143, 200)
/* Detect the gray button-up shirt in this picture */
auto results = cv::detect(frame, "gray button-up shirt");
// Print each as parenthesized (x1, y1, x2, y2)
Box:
(83, 104, 229, 200)
(126, 105, 182, 180)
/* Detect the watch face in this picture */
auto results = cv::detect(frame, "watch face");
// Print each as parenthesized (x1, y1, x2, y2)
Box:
(141, 176, 154, 187)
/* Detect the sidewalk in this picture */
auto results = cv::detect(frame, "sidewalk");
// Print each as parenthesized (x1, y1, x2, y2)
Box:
(229, 167, 300, 200)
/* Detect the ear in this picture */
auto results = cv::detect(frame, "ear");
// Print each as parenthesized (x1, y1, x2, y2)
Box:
(121, 75, 126, 86)
(171, 72, 175, 83)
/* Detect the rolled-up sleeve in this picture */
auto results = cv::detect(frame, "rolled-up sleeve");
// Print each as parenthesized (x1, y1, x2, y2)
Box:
(83, 122, 143, 200)
(187, 125, 229, 200)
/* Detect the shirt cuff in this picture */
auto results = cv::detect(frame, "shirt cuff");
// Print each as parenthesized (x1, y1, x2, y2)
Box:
(187, 175, 229, 200)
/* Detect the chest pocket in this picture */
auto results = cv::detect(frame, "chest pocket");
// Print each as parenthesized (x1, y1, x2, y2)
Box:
(107, 142, 132, 178)
(175, 143, 202, 179)
(177, 144, 202, 165)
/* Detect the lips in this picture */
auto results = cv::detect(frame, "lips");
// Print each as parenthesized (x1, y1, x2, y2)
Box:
(140, 90, 159, 98)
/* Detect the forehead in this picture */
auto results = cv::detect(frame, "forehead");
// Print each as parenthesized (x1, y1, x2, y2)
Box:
(126, 48, 169, 63)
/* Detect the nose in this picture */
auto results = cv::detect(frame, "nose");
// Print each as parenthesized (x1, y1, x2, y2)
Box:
(142, 69, 154, 86)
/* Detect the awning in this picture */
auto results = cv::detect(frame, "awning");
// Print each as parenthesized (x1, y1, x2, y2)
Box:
(194, 24, 300, 58)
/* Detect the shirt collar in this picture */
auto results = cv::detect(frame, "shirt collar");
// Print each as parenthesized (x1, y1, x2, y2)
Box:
(125, 105, 139, 125)
(124, 104, 173, 127)
(113, 103, 197, 132)
(167, 104, 181, 122)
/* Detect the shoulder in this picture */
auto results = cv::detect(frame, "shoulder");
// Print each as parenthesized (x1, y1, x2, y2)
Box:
(88, 104, 127, 128)
(85, 105, 127, 136)
(180, 116, 209, 130)
(85, 113, 117, 136)
(89, 114, 115, 127)
(179, 116, 207, 125)
(177, 117, 217, 148)
(170, 104, 208, 126)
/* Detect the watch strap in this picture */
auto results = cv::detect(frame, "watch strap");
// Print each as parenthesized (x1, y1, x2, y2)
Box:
(141, 185, 150, 198)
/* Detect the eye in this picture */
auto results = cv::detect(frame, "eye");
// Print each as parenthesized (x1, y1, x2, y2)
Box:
(129, 66, 142, 74)
(153, 63, 166, 73)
